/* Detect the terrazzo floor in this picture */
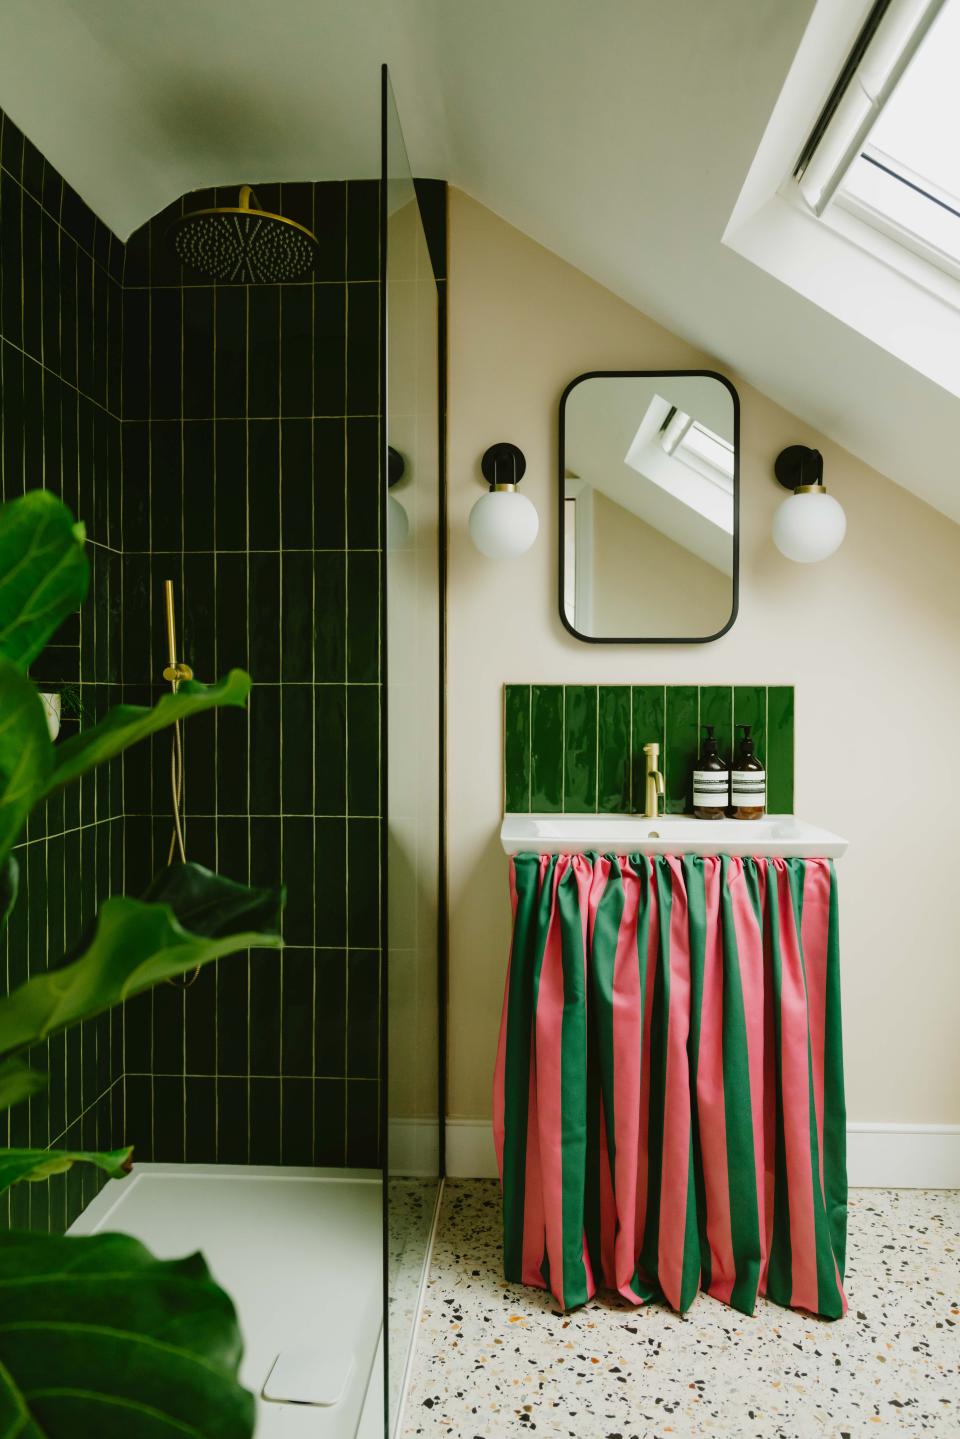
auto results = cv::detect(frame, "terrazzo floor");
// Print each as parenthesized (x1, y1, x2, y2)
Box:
(400, 1181, 960, 1439)
(389, 1178, 443, 1422)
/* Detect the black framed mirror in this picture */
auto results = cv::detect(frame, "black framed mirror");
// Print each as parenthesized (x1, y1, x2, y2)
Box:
(559, 370, 739, 643)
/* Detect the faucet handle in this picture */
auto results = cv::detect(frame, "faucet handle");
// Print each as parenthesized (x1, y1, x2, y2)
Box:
(643, 741, 659, 761)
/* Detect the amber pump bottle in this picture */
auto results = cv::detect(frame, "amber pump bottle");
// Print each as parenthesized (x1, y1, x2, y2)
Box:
(731, 724, 765, 820)
(692, 725, 729, 819)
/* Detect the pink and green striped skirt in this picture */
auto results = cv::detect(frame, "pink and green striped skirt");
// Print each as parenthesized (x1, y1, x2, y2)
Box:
(492, 853, 847, 1319)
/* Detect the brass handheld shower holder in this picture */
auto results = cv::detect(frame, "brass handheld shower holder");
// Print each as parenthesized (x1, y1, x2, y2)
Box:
(163, 580, 199, 987)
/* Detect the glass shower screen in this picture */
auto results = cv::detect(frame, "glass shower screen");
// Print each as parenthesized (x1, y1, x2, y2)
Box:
(380, 65, 443, 1436)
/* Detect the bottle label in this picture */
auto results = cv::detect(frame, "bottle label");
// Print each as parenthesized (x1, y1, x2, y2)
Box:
(731, 770, 765, 807)
(693, 770, 728, 807)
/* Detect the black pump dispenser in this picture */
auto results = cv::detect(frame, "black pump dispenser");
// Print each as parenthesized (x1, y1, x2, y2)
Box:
(731, 724, 765, 819)
(693, 724, 729, 820)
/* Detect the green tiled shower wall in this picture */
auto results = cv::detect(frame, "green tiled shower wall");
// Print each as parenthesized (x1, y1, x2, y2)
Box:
(0, 98, 445, 1229)
(118, 180, 389, 1171)
(504, 685, 794, 816)
(0, 109, 125, 1231)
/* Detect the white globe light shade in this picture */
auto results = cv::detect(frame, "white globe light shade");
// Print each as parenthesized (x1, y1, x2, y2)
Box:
(772, 489, 846, 563)
(468, 489, 539, 559)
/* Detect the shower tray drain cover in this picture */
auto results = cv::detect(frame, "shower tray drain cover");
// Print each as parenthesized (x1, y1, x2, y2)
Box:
(262, 1345, 354, 1406)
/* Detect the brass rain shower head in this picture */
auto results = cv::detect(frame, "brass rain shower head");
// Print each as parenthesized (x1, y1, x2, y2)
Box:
(167, 184, 320, 283)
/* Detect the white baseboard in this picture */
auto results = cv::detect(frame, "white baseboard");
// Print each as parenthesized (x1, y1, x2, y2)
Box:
(846, 1123, 960, 1189)
(444, 1119, 960, 1189)
(387, 1119, 442, 1178)
(445, 1120, 498, 1179)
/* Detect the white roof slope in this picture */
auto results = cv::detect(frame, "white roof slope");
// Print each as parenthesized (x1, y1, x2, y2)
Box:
(1, 0, 956, 522)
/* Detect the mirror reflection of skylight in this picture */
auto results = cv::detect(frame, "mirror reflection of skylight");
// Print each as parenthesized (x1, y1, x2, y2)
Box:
(831, 0, 960, 273)
(624, 396, 734, 534)
(660, 410, 735, 489)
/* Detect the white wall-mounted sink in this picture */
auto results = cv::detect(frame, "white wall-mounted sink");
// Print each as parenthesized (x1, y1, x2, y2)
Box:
(500, 813, 848, 860)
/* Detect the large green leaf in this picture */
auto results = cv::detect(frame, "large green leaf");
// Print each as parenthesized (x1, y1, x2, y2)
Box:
(0, 1229, 255, 1437)
(0, 1145, 132, 1195)
(0, 864, 283, 1056)
(43, 671, 252, 798)
(141, 862, 283, 939)
(0, 490, 88, 670)
(0, 1057, 47, 1112)
(0, 660, 55, 867)
(0, 668, 253, 873)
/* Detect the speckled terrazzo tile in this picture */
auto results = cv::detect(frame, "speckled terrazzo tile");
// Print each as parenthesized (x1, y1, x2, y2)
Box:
(400, 1182, 960, 1439)
(389, 1178, 442, 1421)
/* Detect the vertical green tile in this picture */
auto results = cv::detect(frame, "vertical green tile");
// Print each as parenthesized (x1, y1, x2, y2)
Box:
(563, 684, 597, 813)
(733, 685, 767, 768)
(598, 686, 631, 813)
(700, 685, 734, 768)
(664, 685, 698, 815)
(504, 685, 531, 812)
(767, 686, 795, 813)
(530, 685, 564, 812)
(631, 685, 665, 814)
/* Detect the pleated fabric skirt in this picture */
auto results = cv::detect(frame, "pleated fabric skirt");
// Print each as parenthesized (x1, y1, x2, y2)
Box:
(492, 853, 847, 1319)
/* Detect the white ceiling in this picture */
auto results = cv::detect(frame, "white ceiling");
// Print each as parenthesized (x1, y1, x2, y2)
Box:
(1, 0, 957, 522)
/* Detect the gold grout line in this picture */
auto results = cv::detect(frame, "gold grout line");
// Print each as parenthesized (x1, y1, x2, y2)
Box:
(0, 156, 118, 283)
(122, 279, 379, 292)
(212, 276, 220, 1158)
(127, 1071, 376, 1079)
(310, 206, 318, 1160)
(342, 185, 350, 1164)
(277, 269, 285, 1157)
(45, 1073, 125, 1152)
(179, 268, 187, 1162)
(120, 413, 382, 421)
(0, 298, 122, 423)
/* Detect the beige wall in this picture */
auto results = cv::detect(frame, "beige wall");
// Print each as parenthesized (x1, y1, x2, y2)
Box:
(589, 488, 731, 637)
(446, 188, 960, 1128)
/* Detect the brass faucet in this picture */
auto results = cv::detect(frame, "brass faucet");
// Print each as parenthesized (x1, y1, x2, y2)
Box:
(642, 742, 665, 818)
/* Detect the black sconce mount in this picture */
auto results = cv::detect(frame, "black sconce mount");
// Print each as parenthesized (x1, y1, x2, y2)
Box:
(774, 445, 825, 492)
(387, 446, 405, 488)
(480, 442, 526, 490)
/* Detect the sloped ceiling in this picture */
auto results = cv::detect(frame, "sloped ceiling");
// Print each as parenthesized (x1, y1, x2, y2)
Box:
(1, 0, 957, 521)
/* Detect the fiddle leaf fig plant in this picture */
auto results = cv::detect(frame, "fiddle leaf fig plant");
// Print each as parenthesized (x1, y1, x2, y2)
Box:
(0, 1230, 256, 1436)
(0, 489, 281, 1436)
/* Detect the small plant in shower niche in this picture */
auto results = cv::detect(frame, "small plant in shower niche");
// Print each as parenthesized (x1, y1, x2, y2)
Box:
(0, 492, 281, 1437)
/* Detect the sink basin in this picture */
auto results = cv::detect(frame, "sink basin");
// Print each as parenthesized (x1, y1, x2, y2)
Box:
(500, 813, 848, 860)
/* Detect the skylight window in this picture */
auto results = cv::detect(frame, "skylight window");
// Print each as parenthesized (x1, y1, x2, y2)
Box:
(835, 1, 960, 272)
(795, 0, 960, 282)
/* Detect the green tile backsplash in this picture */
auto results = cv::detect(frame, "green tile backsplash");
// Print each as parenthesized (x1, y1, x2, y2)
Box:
(504, 684, 795, 815)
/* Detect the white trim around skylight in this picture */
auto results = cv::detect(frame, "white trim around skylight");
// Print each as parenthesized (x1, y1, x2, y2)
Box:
(723, 0, 960, 400)
(793, 0, 960, 293)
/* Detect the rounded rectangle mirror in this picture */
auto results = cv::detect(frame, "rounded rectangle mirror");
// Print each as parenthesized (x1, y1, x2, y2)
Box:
(559, 370, 739, 643)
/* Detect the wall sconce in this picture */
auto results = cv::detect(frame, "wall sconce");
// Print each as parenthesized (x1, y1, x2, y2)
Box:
(386, 445, 410, 549)
(772, 446, 846, 562)
(468, 443, 539, 559)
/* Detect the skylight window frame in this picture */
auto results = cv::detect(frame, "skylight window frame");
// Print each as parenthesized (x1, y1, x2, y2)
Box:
(831, 146, 960, 285)
(788, 0, 960, 297)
